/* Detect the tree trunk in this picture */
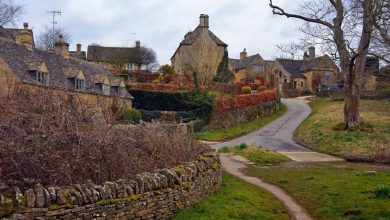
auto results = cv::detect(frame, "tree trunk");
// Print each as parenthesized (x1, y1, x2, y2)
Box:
(344, 68, 361, 128)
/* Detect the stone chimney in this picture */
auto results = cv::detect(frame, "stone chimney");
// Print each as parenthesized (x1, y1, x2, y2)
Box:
(309, 46, 316, 60)
(240, 48, 247, 60)
(54, 34, 70, 58)
(76, 43, 81, 52)
(199, 14, 209, 28)
(17, 22, 34, 50)
(135, 40, 141, 48)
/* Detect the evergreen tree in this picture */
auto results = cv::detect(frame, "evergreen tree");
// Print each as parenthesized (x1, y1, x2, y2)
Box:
(213, 51, 235, 83)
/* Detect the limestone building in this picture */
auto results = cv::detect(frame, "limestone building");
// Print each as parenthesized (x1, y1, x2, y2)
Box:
(229, 49, 274, 86)
(87, 41, 142, 74)
(171, 14, 228, 83)
(272, 47, 340, 93)
(0, 23, 132, 110)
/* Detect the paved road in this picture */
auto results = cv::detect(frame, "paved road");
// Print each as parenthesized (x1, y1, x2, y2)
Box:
(213, 98, 312, 152)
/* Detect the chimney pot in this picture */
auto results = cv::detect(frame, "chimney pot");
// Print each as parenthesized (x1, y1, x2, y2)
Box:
(199, 14, 209, 28)
(76, 43, 81, 52)
(135, 40, 140, 48)
(23, 22, 28, 30)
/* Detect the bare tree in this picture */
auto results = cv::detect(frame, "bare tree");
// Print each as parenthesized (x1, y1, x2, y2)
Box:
(269, 0, 389, 129)
(0, 0, 22, 27)
(36, 25, 72, 50)
(138, 47, 158, 71)
(276, 41, 308, 59)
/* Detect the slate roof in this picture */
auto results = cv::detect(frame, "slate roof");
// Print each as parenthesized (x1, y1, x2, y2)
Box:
(0, 26, 35, 46)
(230, 54, 262, 70)
(265, 60, 275, 69)
(87, 45, 140, 63)
(70, 51, 86, 60)
(180, 26, 227, 47)
(276, 59, 306, 78)
(0, 38, 133, 99)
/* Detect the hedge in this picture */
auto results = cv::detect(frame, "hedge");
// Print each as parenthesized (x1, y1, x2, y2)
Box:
(129, 89, 192, 111)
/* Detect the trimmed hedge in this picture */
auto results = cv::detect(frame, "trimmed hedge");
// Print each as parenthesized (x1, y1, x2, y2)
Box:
(129, 89, 192, 111)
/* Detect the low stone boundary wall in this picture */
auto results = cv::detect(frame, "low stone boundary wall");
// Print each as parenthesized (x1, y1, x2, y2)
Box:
(0, 153, 222, 219)
(208, 102, 279, 129)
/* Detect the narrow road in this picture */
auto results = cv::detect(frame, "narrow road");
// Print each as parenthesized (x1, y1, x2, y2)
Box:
(213, 98, 342, 162)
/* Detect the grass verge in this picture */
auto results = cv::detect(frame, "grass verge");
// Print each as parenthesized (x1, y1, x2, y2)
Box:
(295, 98, 390, 163)
(174, 173, 289, 220)
(244, 162, 390, 220)
(195, 104, 287, 141)
(219, 144, 291, 165)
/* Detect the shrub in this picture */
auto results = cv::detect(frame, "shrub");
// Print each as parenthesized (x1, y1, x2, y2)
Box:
(121, 108, 142, 123)
(241, 86, 252, 94)
(374, 186, 390, 198)
(137, 76, 146, 83)
(159, 64, 175, 75)
(0, 87, 209, 188)
(258, 86, 267, 92)
(186, 89, 214, 121)
(235, 143, 248, 150)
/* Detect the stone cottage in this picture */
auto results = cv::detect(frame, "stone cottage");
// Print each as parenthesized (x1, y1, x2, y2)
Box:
(171, 14, 228, 83)
(0, 23, 132, 110)
(272, 47, 340, 94)
(229, 49, 273, 86)
(87, 41, 142, 74)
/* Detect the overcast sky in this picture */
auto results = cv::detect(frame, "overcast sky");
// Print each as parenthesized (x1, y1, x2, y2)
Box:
(14, 0, 306, 65)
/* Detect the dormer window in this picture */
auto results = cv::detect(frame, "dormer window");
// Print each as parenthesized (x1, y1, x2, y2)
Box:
(26, 61, 49, 86)
(65, 69, 86, 91)
(102, 84, 110, 95)
(36, 71, 50, 86)
(75, 78, 85, 90)
(119, 86, 126, 97)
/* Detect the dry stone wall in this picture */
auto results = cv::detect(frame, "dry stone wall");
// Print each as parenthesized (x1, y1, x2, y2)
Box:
(0, 153, 222, 220)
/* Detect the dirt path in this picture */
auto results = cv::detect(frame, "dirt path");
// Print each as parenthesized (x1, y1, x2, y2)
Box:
(220, 154, 313, 220)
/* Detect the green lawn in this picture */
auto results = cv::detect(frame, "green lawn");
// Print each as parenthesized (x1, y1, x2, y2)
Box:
(174, 173, 289, 220)
(219, 144, 291, 165)
(244, 162, 390, 220)
(295, 98, 390, 163)
(195, 104, 287, 141)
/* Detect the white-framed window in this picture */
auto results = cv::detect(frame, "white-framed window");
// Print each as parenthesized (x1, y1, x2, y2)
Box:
(36, 71, 49, 86)
(119, 86, 126, 97)
(125, 63, 133, 70)
(102, 84, 110, 95)
(75, 78, 85, 90)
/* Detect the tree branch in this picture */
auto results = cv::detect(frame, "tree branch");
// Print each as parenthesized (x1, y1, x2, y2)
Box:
(269, 0, 334, 29)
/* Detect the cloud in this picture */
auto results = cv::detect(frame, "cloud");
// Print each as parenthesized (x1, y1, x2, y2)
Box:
(15, 0, 306, 65)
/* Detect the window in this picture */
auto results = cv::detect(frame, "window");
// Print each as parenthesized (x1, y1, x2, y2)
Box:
(125, 63, 133, 70)
(322, 71, 330, 85)
(301, 81, 304, 87)
(102, 84, 110, 95)
(35, 71, 49, 86)
(293, 81, 297, 89)
(252, 64, 264, 72)
(119, 86, 126, 97)
(75, 78, 85, 90)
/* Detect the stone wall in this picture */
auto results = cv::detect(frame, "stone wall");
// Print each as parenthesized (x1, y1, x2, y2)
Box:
(208, 101, 279, 129)
(0, 153, 222, 219)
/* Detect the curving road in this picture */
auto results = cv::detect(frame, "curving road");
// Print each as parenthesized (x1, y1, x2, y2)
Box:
(213, 98, 312, 152)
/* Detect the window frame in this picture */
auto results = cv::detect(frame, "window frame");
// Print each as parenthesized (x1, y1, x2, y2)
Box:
(102, 84, 110, 96)
(35, 71, 49, 86)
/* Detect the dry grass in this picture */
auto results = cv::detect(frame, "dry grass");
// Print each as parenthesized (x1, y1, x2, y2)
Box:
(0, 87, 209, 188)
(295, 98, 390, 163)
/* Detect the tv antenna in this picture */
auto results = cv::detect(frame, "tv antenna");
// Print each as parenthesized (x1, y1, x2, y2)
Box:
(46, 10, 62, 47)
